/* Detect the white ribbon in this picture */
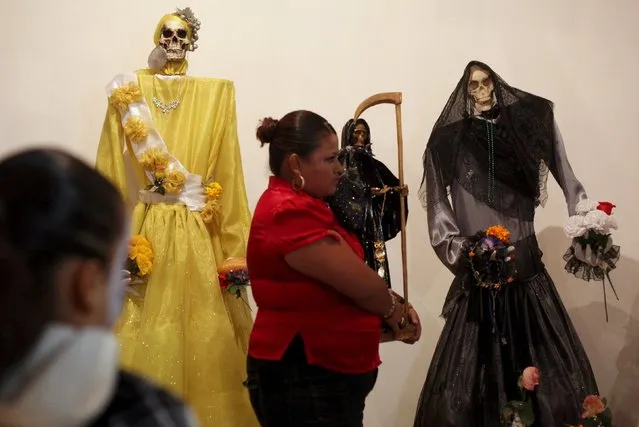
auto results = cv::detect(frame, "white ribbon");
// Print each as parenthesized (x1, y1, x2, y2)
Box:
(105, 73, 206, 212)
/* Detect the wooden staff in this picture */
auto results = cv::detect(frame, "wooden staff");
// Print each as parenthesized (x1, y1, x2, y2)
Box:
(354, 92, 413, 342)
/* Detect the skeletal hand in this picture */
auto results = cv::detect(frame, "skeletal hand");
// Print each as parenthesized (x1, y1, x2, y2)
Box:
(396, 185, 409, 197)
(369, 186, 391, 196)
(122, 269, 143, 296)
(572, 238, 613, 268)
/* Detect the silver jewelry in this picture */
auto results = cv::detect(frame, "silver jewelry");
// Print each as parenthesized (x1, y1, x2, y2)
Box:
(152, 76, 185, 114)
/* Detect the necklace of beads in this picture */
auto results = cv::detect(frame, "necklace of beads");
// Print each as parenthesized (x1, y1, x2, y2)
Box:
(486, 120, 495, 205)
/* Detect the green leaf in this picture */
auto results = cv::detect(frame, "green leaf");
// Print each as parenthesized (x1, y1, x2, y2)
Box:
(518, 402, 535, 425)
(501, 405, 514, 421)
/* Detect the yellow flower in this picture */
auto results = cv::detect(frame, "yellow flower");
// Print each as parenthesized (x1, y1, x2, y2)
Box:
(201, 200, 220, 224)
(130, 235, 149, 247)
(204, 181, 223, 200)
(130, 244, 154, 263)
(136, 254, 153, 276)
(124, 116, 149, 144)
(163, 170, 186, 194)
(109, 82, 143, 111)
(486, 225, 510, 242)
(140, 147, 169, 174)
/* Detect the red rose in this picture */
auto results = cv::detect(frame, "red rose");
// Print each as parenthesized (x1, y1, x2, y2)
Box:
(597, 202, 616, 215)
(218, 273, 229, 289)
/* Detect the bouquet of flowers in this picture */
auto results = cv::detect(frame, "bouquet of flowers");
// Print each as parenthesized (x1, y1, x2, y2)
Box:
(502, 366, 540, 426)
(569, 395, 613, 427)
(467, 225, 516, 290)
(124, 235, 154, 296)
(218, 257, 250, 307)
(563, 199, 620, 320)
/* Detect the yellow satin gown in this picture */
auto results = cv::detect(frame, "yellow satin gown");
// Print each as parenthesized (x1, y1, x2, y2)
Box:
(96, 68, 258, 427)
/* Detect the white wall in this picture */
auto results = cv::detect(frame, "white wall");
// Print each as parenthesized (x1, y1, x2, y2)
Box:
(2, 1, 638, 425)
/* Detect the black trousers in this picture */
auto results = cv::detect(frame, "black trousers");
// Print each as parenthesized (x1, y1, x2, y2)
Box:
(245, 336, 378, 427)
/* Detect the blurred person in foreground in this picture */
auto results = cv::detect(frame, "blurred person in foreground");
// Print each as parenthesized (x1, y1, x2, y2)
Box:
(0, 148, 196, 427)
(244, 110, 422, 427)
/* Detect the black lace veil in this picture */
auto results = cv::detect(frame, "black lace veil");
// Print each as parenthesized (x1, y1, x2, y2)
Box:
(419, 60, 557, 220)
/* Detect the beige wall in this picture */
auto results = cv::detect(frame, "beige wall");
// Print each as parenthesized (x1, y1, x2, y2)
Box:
(2, 0, 638, 425)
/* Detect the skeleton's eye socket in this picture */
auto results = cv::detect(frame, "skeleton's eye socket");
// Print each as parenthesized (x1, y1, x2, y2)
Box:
(162, 28, 175, 38)
(482, 77, 493, 87)
(468, 81, 480, 91)
(177, 29, 188, 38)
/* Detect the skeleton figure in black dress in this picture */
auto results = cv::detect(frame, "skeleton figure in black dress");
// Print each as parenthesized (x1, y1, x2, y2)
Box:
(328, 118, 407, 288)
(413, 61, 600, 427)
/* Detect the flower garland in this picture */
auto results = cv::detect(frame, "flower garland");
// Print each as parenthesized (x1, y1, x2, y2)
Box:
(106, 74, 202, 204)
(217, 257, 250, 308)
(502, 366, 540, 426)
(125, 235, 154, 296)
(563, 199, 620, 321)
(467, 224, 517, 290)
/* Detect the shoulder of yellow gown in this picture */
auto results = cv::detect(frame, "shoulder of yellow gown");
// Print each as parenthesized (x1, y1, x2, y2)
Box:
(134, 68, 234, 86)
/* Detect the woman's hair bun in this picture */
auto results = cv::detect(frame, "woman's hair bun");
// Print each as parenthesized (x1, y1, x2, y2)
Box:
(256, 117, 279, 147)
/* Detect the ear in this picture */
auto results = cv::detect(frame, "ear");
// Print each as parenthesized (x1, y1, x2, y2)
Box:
(287, 153, 303, 176)
(56, 259, 105, 324)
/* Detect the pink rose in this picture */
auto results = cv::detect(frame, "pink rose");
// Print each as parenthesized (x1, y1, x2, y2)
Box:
(581, 395, 606, 418)
(521, 366, 540, 391)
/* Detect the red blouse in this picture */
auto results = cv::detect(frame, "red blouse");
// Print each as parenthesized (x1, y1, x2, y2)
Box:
(247, 176, 382, 374)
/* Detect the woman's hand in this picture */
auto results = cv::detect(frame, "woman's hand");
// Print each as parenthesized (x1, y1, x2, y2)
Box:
(400, 305, 422, 344)
(384, 301, 408, 335)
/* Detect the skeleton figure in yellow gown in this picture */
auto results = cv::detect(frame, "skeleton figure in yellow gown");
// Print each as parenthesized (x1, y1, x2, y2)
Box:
(95, 8, 258, 427)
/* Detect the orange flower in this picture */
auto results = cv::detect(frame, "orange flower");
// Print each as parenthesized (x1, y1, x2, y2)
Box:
(486, 225, 510, 242)
(581, 395, 606, 418)
(507, 277, 514, 283)
(469, 251, 475, 257)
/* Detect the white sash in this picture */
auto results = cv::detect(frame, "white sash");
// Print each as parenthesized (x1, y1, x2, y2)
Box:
(105, 73, 206, 212)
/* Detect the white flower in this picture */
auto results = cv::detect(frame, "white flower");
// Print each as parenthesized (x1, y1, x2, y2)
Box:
(584, 209, 617, 234)
(564, 215, 588, 238)
(575, 199, 599, 215)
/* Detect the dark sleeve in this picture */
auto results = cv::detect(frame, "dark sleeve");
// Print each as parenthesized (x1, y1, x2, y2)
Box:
(92, 371, 199, 427)
(371, 158, 407, 241)
(424, 146, 467, 274)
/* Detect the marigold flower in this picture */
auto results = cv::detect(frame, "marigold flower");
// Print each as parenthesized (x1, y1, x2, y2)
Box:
(205, 181, 223, 200)
(124, 116, 149, 144)
(486, 225, 510, 243)
(140, 147, 169, 174)
(109, 83, 143, 111)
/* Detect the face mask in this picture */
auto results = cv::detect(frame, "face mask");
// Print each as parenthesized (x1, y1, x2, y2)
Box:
(0, 221, 131, 426)
(0, 325, 119, 427)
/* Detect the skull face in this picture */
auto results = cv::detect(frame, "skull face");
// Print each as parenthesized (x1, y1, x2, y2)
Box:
(158, 20, 190, 61)
(468, 66, 495, 112)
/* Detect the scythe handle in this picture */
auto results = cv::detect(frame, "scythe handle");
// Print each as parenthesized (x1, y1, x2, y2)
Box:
(352, 92, 410, 320)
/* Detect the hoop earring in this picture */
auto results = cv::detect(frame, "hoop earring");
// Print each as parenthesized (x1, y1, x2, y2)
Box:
(292, 175, 305, 191)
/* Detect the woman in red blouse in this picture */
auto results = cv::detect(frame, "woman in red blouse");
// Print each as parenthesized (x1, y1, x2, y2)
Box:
(245, 110, 421, 427)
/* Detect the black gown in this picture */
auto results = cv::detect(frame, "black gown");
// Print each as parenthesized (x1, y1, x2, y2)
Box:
(329, 145, 406, 287)
(328, 116, 407, 289)
(413, 61, 599, 427)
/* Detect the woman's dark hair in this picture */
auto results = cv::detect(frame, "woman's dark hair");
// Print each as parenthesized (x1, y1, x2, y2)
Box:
(256, 110, 336, 175)
(0, 148, 125, 379)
